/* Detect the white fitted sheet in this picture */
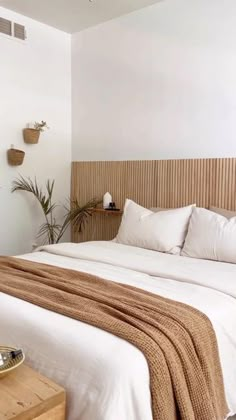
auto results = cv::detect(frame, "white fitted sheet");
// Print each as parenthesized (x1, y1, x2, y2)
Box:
(0, 241, 235, 419)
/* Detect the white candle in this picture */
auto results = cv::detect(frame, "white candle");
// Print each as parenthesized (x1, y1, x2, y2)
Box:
(103, 192, 112, 209)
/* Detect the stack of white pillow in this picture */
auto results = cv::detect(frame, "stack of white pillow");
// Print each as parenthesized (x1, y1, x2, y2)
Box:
(115, 199, 236, 264)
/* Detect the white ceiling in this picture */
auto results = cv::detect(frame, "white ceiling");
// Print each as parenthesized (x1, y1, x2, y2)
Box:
(0, 0, 162, 33)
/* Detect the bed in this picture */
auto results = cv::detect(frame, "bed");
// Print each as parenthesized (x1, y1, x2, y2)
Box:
(0, 240, 235, 420)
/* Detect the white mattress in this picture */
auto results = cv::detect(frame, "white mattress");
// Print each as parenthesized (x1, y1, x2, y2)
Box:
(0, 241, 236, 420)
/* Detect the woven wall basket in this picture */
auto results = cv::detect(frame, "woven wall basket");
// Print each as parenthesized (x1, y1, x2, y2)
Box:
(7, 148, 25, 166)
(23, 128, 40, 144)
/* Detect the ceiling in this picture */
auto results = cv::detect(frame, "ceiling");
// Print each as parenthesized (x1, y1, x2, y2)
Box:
(0, 0, 162, 33)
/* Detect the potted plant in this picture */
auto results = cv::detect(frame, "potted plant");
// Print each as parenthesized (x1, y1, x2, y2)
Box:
(12, 175, 101, 245)
(23, 121, 49, 144)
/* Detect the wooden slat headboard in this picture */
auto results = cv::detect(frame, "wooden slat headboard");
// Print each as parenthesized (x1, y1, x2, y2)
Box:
(71, 158, 236, 242)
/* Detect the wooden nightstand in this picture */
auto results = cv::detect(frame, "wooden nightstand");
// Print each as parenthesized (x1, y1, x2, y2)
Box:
(0, 364, 66, 419)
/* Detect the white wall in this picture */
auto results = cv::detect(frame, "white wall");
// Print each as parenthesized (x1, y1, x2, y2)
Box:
(72, 0, 236, 161)
(0, 7, 71, 255)
(2, 0, 236, 253)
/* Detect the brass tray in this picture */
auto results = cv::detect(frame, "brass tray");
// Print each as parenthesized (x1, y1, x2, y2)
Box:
(0, 346, 25, 379)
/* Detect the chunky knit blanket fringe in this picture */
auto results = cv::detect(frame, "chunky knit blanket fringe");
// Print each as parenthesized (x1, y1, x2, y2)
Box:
(0, 257, 228, 420)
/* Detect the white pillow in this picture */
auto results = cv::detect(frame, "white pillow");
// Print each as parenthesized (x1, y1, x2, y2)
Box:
(115, 199, 195, 254)
(181, 207, 236, 264)
(150, 207, 165, 212)
(209, 206, 236, 219)
(151, 206, 187, 213)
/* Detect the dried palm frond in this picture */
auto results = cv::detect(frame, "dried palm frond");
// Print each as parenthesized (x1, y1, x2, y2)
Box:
(12, 176, 56, 216)
(12, 175, 101, 245)
(56, 197, 102, 243)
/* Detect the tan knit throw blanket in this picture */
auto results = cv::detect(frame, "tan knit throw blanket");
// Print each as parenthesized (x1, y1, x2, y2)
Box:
(0, 257, 228, 420)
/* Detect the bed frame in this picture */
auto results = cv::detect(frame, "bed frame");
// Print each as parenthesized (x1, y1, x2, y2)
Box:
(71, 158, 236, 242)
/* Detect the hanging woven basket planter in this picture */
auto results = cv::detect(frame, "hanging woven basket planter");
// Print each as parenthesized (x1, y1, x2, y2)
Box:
(23, 128, 40, 144)
(7, 148, 25, 166)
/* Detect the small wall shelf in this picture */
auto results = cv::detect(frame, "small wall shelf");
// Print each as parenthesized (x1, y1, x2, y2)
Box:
(91, 208, 123, 216)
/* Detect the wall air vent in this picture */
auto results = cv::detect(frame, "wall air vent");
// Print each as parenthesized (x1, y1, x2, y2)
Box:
(0, 17, 26, 41)
(0, 17, 12, 36)
(14, 22, 26, 40)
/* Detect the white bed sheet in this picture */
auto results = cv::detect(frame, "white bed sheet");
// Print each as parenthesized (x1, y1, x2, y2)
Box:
(0, 241, 235, 419)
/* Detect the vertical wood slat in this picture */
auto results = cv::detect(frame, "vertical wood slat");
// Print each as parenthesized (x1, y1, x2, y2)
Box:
(71, 158, 236, 243)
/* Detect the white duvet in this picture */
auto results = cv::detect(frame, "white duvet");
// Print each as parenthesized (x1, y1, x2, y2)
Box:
(0, 241, 236, 419)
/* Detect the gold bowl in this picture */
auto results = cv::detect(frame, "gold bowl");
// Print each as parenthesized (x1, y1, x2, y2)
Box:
(0, 346, 25, 379)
